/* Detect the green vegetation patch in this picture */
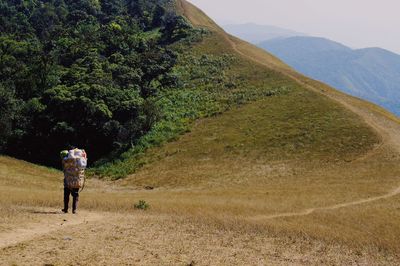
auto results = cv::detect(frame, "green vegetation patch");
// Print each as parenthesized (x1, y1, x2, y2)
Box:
(92, 46, 291, 179)
(0, 0, 199, 166)
(91, 28, 379, 179)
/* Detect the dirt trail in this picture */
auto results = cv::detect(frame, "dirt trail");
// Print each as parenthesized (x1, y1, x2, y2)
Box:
(178, 0, 400, 217)
(180, 0, 400, 219)
(3, 0, 399, 246)
(219, 31, 400, 220)
(252, 186, 400, 221)
(0, 210, 103, 249)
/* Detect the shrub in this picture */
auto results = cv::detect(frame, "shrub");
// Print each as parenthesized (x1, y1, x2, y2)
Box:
(134, 200, 150, 210)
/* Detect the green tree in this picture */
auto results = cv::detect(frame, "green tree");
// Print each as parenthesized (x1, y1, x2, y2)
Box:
(0, 0, 198, 167)
(0, 84, 19, 149)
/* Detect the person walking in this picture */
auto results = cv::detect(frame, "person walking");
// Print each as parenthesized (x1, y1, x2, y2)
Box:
(60, 148, 87, 214)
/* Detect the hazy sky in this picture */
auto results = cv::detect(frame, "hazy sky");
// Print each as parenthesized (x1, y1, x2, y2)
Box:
(188, 0, 400, 54)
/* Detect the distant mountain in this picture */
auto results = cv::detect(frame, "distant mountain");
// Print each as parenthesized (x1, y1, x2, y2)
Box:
(222, 23, 306, 44)
(259, 37, 400, 116)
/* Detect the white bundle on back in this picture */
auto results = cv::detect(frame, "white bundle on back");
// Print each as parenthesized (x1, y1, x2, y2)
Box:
(68, 149, 77, 159)
(63, 148, 88, 189)
(65, 149, 87, 169)
(74, 149, 83, 157)
(77, 157, 87, 169)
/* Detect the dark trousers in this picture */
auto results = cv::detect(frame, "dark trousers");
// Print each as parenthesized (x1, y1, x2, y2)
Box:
(64, 187, 79, 211)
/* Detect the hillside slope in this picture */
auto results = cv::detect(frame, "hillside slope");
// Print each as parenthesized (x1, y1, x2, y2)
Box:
(1, 0, 400, 264)
(259, 36, 400, 116)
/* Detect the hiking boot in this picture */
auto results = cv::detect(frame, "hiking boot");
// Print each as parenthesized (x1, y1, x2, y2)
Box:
(62, 208, 68, 213)
(72, 209, 77, 214)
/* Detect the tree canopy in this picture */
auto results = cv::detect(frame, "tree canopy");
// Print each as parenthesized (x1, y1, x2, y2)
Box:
(0, 0, 196, 166)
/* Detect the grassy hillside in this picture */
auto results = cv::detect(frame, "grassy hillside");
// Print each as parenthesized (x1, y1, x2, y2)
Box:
(94, 0, 381, 179)
(1, 0, 400, 264)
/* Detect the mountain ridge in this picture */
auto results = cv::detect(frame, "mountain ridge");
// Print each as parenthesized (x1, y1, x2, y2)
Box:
(258, 36, 400, 116)
(223, 23, 306, 43)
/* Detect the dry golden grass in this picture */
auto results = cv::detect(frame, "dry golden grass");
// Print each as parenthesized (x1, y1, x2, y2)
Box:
(2, 100, 399, 262)
(2, 127, 399, 262)
(1, 141, 399, 261)
(1, 212, 399, 266)
(1, 1, 400, 264)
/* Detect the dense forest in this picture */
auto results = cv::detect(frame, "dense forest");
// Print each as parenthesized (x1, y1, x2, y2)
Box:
(0, 0, 199, 166)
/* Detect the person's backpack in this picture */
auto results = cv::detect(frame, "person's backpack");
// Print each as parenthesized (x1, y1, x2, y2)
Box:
(62, 149, 87, 189)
